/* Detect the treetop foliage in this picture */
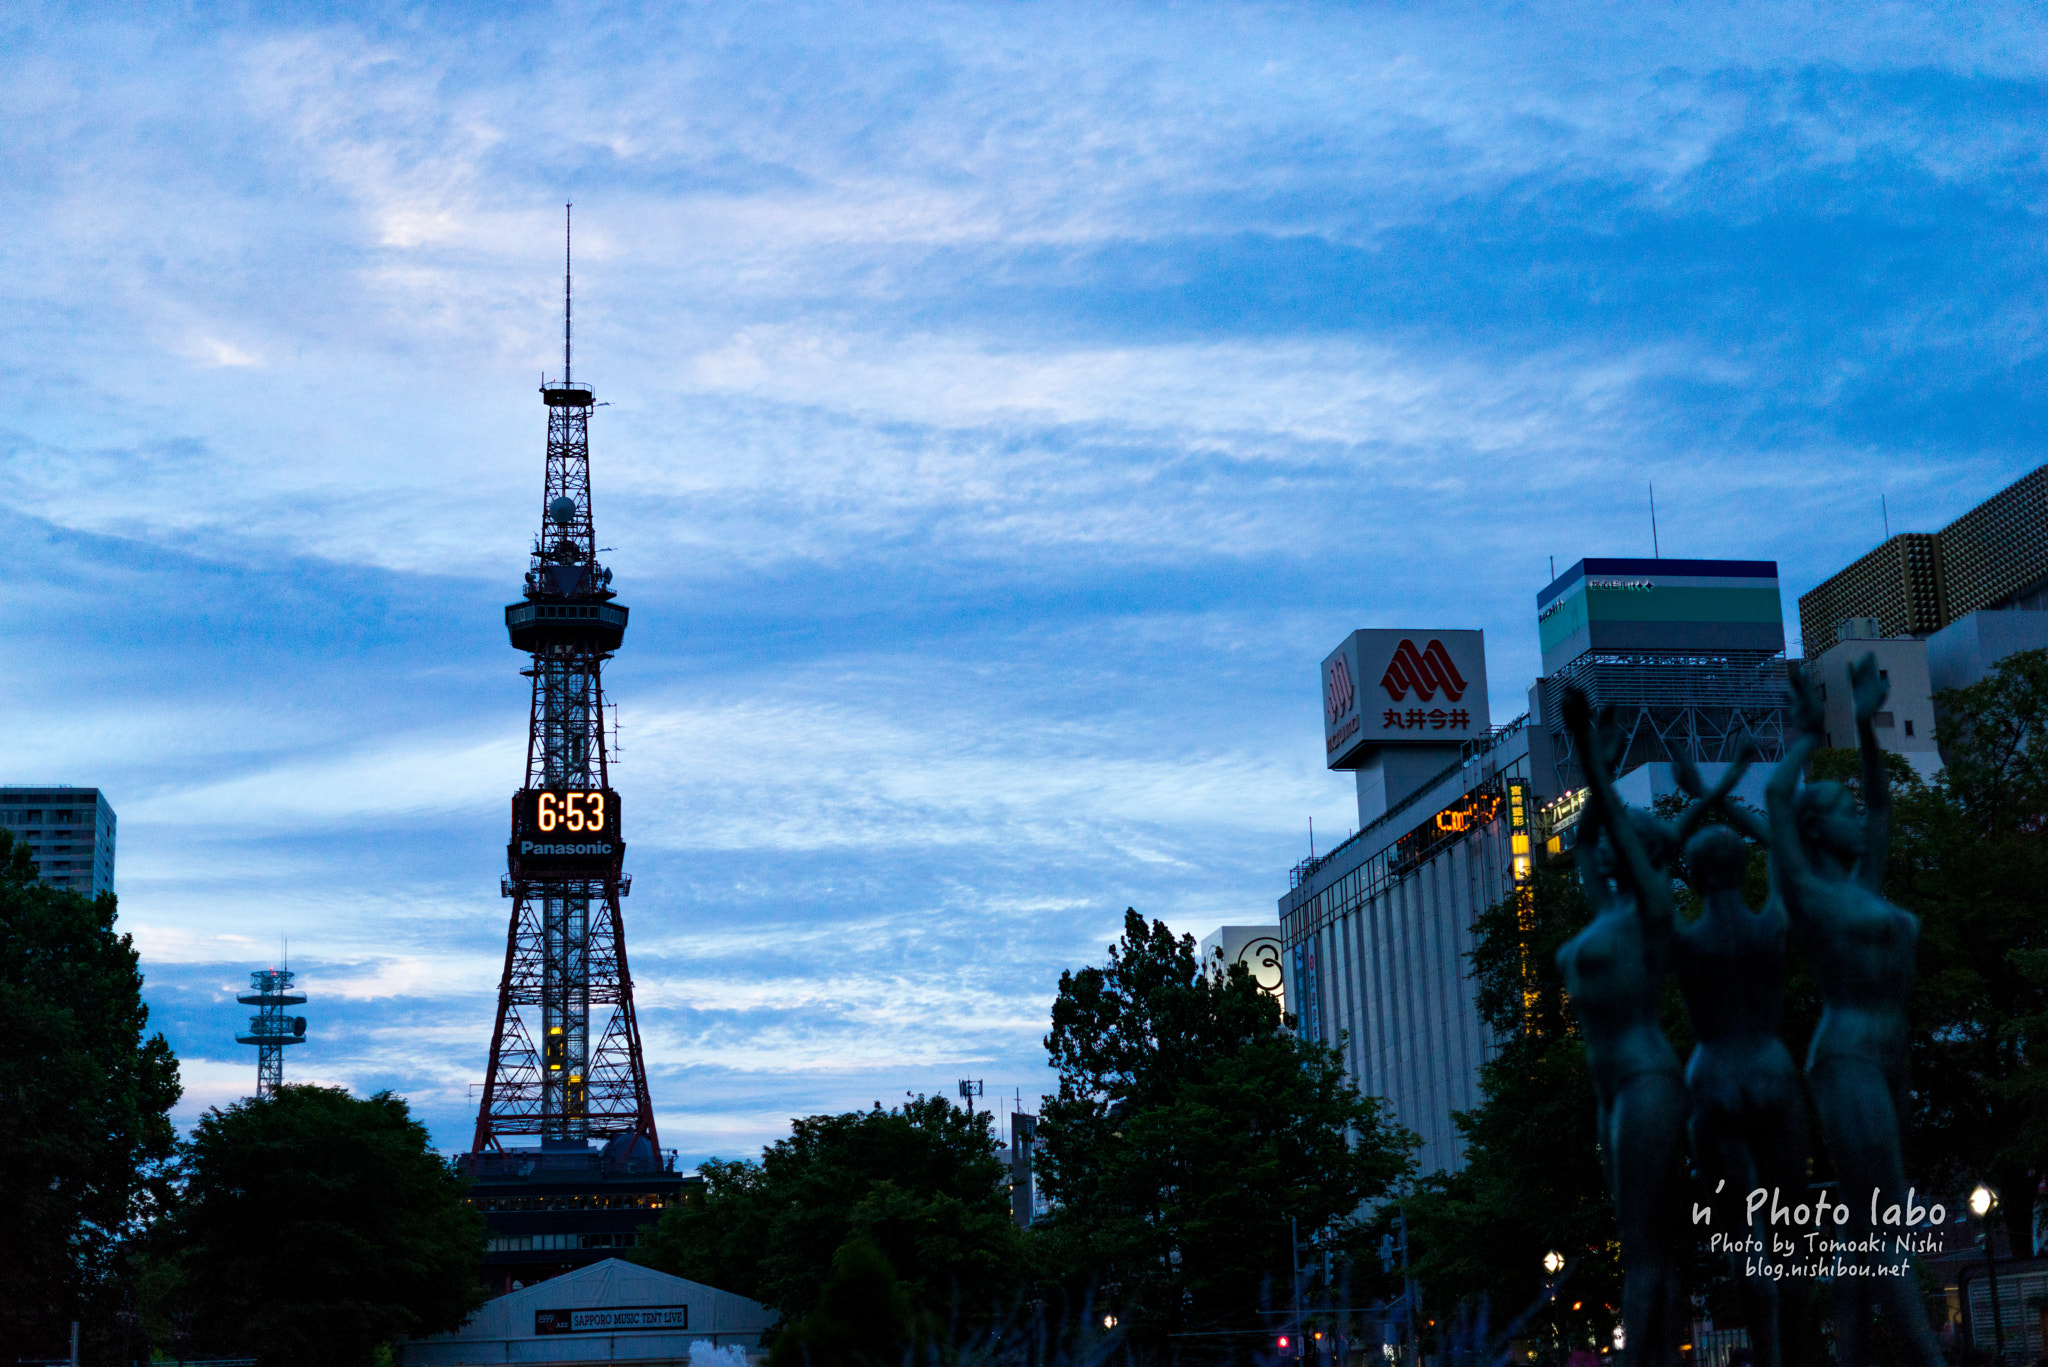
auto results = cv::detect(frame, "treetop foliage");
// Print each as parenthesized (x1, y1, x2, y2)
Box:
(637, 1092, 1021, 1331)
(767, 1235, 928, 1367)
(1930, 646, 2048, 830)
(1042, 908, 1288, 1119)
(149, 1084, 485, 1367)
(1036, 908, 1418, 1354)
(0, 829, 180, 1352)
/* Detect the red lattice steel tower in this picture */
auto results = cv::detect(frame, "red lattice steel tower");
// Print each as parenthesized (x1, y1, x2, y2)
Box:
(472, 208, 658, 1155)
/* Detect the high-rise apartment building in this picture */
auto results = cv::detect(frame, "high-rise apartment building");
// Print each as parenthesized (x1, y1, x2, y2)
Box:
(1797, 464, 2048, 648)
(0, 787, 116, 896)
(1796, 465, 2048, 760)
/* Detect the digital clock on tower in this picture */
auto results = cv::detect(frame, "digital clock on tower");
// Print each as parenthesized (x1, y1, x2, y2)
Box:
(511, 788, 623, 869)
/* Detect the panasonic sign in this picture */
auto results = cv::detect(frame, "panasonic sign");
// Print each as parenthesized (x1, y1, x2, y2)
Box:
(519, 841, 618, 857)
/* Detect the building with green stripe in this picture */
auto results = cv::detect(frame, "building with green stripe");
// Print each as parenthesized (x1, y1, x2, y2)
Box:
(1529, 558, 1787, 797)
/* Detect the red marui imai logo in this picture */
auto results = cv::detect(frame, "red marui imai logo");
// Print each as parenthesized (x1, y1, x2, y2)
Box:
(1326, 655, 1356, 722)
(1380, 638, 1468, 702)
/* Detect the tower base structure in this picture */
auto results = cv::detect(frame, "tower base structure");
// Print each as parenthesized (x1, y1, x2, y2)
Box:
(457, 1141, 698, 1296)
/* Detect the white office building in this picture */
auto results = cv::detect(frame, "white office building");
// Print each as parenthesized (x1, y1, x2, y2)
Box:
(1927, 608, 2048, 696)
(1279, 719, 1532, 1175)
(1808, 621, 1944, 782)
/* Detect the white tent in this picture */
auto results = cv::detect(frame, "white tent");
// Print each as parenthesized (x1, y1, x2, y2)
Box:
(400, 1258, 775, 1366)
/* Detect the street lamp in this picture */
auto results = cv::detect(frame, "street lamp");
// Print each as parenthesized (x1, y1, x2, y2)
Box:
(1972, 1185, 2006, 1365)
(1541, 1251, 1567, 1360)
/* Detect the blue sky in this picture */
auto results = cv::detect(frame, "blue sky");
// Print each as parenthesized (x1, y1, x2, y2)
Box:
(7, 1, 2044, 1162)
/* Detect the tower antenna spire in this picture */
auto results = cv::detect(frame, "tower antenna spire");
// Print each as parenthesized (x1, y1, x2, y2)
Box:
(564, 203, 573, 386)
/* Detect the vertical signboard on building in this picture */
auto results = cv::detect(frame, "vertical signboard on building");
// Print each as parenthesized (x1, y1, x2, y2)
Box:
(1291, 942, 1322, 1044)
(1507, 779, 1536, 1029)
(1321, 635, 1365, 769)
(1506, 781, 1532, 884)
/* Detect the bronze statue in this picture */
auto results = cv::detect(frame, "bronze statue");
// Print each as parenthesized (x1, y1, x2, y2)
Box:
(1558, 690, 1744, 1367)
(1772, 658, 1942, 1367)
(1668, 749, 1809, 1367)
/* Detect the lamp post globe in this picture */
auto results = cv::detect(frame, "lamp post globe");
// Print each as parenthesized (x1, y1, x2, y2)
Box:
(1544, 1250, 1565, 1276)
(1973, 1183, 2008, 1365)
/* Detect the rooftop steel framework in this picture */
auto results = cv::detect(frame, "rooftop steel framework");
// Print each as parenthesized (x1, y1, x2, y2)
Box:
(1539, 648, 1788, 791)
(473, 208, 658, 1155)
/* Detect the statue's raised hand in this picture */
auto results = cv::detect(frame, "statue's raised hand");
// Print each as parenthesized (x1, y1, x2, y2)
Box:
(1788, 664, 1826, 740)
(1671, 735, 1755, 801)
(1850, 652, 1889, 725)
(1562, 683, 1594, 735)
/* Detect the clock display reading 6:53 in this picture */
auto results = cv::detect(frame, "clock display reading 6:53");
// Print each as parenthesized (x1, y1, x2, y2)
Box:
(513, 788, 622, 851)
(534, 790, 611, 833)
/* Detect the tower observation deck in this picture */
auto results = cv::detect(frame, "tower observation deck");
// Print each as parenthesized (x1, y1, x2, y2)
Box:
(472, 209, 659, 1159)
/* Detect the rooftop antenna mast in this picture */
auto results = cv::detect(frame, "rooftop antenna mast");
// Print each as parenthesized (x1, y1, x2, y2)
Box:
(564, 203, 572, 386)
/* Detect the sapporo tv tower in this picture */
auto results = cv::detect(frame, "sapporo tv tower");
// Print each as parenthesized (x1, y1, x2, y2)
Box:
(471, 207, 659, 1166)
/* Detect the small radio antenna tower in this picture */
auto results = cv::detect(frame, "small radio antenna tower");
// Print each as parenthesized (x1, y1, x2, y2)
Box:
(236, 961, 308, 1100)
(564, 203, 573, 386)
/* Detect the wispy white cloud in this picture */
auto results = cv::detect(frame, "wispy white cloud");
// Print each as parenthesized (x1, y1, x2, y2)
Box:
(126, 731, 518, 831)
